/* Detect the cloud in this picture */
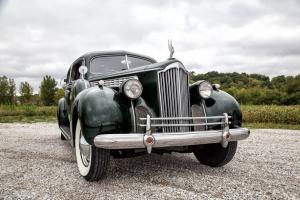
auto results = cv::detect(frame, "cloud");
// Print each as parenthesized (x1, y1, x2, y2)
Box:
(0, 0, 300, 91)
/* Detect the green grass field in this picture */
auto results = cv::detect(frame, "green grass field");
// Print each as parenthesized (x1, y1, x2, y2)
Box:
(0, 105, 299, 129)
(0, 105, 56, 123)
(241, 105, 300, 130)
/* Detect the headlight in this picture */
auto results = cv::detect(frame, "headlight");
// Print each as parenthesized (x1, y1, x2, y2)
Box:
(199, 81, 213, 99)
(122, 79, 143, 99)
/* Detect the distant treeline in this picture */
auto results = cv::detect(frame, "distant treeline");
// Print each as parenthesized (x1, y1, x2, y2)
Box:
(1, 71, 300, 106)
(0, 75, 64, 106)
(190, 71, 300, 105)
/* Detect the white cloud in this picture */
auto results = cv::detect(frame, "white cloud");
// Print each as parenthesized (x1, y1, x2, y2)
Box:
(0, 0, 300, 91)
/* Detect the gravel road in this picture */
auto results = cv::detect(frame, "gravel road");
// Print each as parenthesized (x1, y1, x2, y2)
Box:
(0, 123, 299, 200)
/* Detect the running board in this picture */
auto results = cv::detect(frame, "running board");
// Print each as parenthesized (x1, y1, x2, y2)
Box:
(60, 125, 71, 140)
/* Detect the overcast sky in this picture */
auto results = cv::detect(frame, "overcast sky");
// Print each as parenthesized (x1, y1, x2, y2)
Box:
(1, 0, 300, 91)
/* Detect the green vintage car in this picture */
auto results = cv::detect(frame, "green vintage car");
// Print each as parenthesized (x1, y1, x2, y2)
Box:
(57, 46, 250, 181)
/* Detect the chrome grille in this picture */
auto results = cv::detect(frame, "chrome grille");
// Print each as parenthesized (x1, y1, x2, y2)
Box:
(92, 76, 138, 87)
(158, 62, 190, 132)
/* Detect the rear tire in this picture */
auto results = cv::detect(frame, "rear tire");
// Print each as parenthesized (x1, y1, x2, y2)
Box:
(75, 120, 110, 181)
(193, 141, 237, 167)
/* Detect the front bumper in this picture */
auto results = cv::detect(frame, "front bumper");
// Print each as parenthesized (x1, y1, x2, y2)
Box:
(93, 113, 250, 153)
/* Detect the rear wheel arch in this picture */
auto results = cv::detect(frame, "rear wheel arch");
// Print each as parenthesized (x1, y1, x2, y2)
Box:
(57, 98, 69, 126)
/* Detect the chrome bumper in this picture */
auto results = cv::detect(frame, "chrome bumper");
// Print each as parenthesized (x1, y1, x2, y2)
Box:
(94, 128, 249, 149)
(93, 114, 250, 153)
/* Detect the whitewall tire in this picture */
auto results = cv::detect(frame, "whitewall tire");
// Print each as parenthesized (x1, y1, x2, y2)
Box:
(75, 119, 110, 181)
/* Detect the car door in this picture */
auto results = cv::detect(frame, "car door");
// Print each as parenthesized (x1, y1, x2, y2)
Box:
(65, 58, 84, 122)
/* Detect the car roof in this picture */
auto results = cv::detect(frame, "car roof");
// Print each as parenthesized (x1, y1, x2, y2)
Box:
(81, 50, 157, 63)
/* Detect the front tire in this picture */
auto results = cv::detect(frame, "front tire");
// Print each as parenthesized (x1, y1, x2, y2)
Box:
(193, 141, 237, 167)
(75, 120, 110, 181)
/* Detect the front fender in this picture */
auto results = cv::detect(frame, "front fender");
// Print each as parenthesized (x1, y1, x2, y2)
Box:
(206, 90, 242, 127)
(73, 86, 131, 144)
(191, 89, 242, 128)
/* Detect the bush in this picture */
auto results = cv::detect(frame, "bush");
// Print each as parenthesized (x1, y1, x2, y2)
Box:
(241, 105, 300, 125)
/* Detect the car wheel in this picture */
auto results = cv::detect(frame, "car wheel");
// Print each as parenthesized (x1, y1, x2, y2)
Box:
(61, 132, 66, 140)
(75, 119, 110, 181)
(193, 141, 237, 167)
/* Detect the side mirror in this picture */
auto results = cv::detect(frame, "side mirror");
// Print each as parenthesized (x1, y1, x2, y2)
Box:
(78, 66, 88, 80)
(63, 78, 67, 83)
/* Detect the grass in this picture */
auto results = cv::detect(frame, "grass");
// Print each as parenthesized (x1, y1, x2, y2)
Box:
(241, 105, 300, 125)
(0, 105, 56, 123)
(0, 104, 299, 130)
(241, 105, 300, 130)
(244, 123, 300, 130)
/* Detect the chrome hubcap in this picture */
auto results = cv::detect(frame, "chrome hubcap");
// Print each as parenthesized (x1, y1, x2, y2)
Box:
(79, 131, 91, 167)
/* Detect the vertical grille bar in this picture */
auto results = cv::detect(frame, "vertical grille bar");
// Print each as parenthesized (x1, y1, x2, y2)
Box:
(158, 63, 190, 132)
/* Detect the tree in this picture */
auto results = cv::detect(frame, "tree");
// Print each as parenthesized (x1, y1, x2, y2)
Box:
(286, 76, 300, 94)
(54, 88, 65, 103)
(0, 76, 16, 104)
(40, 75, 57, 106)
(8, 78, 16, 104)
(271, 75, 286, 91)
(0, 76, 10, 104)
(19, 81, 33, 104)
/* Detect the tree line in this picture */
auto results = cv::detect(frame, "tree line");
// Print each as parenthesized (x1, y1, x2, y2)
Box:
(0, 75, 64, 106)
(190, 71, 300, 105)
(1, 71, 300, 106)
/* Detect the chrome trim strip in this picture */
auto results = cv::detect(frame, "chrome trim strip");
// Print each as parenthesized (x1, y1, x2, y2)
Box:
(144, 114, 153, 153)
(159, 62, 188, 73)
(131, 100, 137, 133)
(138, 114, 230, 132)
(138, 122, 228, 127)
(93, 128, 250, 150)
(201, 100, 208, 130)
(221, 113, 230, 148)
(139, 116, 231, 120)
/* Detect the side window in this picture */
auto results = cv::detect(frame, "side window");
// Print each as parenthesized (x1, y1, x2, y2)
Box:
(70, 60, 83, 81)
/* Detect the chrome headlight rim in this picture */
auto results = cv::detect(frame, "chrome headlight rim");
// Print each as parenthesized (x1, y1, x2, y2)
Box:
(122, 79, 143, 99)
(198, 81, 213, 99)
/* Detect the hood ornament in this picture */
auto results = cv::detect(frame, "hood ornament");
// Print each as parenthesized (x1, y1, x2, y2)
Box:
(168, 39, 174, 59)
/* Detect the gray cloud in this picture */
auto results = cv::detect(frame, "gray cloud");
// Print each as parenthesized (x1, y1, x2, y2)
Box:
(0, 0, 300, 92)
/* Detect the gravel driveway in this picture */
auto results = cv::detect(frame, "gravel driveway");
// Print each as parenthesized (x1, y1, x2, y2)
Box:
(0, 123, 299, 200)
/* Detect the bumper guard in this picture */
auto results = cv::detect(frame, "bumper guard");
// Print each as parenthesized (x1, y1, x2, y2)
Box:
(94, 113, 250, 153)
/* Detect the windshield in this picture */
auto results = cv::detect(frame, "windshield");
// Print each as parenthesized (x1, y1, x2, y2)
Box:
(90, 55, 153, 74)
